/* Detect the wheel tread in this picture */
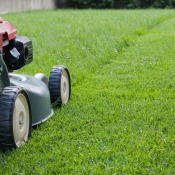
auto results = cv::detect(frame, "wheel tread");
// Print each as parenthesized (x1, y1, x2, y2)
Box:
(0, 86, 30, 149)
(49, 67, 62, 106)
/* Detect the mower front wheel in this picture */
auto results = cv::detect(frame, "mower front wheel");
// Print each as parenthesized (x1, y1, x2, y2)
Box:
(49, 66, 71, 107)
(0, 87, 31, 149)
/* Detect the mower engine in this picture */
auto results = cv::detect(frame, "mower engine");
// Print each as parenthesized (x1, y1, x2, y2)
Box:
(0, 18, 33, 71)
(3, 35, 33, 70)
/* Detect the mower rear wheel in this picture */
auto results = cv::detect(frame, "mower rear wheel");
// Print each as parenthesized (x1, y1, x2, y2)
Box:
(0, 87, 31, 149)
(49, 66, 71, 107)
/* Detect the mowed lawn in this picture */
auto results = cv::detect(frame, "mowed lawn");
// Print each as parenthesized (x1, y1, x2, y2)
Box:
(1, 10, 175, 174)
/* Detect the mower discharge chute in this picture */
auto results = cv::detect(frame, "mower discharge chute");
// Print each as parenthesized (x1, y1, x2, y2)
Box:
(0, 19, 71, 149)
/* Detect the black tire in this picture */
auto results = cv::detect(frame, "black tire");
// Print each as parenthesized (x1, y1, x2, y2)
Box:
(49, 66, 71, 107)
(0, 86, 31, 149)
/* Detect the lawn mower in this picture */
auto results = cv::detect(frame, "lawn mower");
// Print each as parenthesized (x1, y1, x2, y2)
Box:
(0, 18, 71, 149)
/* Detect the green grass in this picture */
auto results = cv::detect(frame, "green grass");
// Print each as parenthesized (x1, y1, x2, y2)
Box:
(1, 9, 175, 174)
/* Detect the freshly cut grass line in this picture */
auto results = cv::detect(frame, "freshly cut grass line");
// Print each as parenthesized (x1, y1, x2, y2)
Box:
(0, 10, 175, 174)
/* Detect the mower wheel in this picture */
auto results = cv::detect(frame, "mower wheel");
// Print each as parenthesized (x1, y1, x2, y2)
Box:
(49, 66, 71, 106)
(0, 86, 31, 149)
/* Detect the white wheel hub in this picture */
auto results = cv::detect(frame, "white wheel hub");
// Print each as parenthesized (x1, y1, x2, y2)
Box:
(61, 69, 70, 104)
(13, 93, 29, 147)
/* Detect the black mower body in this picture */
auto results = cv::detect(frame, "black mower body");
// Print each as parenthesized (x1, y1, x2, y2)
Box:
(10, 73, 53, 126)
(0, 21, 53, 126)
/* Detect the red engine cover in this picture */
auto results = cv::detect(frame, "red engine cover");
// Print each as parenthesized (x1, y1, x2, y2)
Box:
(0, 18, 17, 41)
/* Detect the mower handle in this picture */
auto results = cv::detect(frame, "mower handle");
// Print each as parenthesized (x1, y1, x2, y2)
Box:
(0, 50, 10, 92)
